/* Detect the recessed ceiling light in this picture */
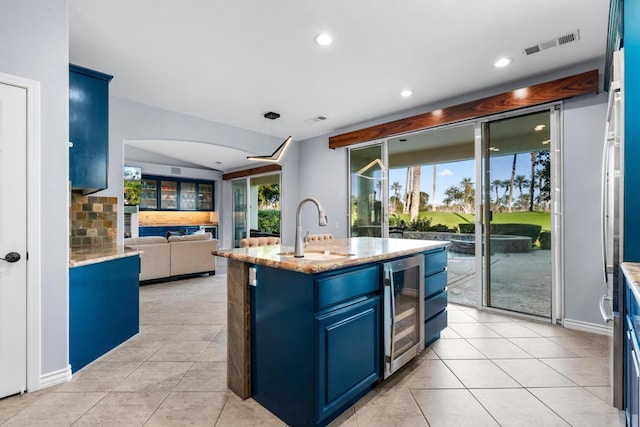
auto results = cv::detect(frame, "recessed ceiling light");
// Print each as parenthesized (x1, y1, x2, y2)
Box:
(314, 33, 333, 46)
(535, 124, 546, 131)
(494, 57, 513, 68)
(400, 89, 413, 97)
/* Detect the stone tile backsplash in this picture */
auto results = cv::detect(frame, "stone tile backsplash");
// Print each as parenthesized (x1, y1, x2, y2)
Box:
(70, 193, 117, 248)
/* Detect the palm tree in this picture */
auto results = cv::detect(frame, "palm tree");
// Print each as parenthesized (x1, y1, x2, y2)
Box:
(529, 151, 537, 211)
(500, 179, 511, 199)
(403, 167, 412, 214)
(432, 163, 437, 209)
(491, 179, 502, 205)
(518, 194, 531, 210)
(410, 166, 421, 223)
(460, 177, 474, 212)
(390, 181, 402, 214)
(535, 168, 550, 211)
(514, 174, 529, 201)
(444, 186, 464, 211)
(507, 154, 517, 212)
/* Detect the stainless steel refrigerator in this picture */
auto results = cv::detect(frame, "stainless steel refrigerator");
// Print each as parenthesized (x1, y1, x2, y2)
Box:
(601, 48, 624, 409)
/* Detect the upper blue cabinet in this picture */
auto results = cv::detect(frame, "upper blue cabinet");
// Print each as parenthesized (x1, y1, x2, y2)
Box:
(69, 64, 113, 194)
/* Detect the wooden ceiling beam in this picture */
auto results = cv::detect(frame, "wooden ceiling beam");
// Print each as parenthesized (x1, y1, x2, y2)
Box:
(222, 163, 282, 180)
(329, 70, 599, 149)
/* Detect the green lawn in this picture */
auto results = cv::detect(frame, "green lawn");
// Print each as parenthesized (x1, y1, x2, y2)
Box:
(390, 210, 551, 231)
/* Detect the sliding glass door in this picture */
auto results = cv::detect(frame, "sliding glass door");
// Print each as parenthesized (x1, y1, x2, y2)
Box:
(232, 173, 282, 247)
(387, 124, 476, 306)
(345, 107, 561, 321)
(481, 110, 554, 318)
(232, 179, 248, 248)
(349, 144, 387, 237)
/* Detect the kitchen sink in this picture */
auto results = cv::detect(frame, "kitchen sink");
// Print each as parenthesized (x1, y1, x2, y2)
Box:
(277, 250, 355, 261)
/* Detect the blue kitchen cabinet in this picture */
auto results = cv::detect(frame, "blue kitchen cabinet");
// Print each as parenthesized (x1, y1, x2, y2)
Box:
(139, 175, 215, 211)
(252, 263, 381, 427)
(625, 0, 640, 262)
(69, 64, 113, 194)
(69, 255, 139, 372)
(316, 296, 380, 422)
(424, 248, 448, 346)
(626, 276, 640, 427)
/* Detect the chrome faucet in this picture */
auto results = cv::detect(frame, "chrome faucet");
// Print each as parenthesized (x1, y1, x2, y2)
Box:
(295, 197, 328, 257)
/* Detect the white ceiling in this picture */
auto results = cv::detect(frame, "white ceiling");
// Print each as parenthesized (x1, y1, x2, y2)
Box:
(69, 0, 609, 170)
(124, 139, 252, 172)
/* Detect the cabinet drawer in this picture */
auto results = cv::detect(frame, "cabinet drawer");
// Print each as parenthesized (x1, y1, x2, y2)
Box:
(316, 266, 380, 311)
(425, 290, 447, 320)
(425, 309, 447, 347)
(425, 270, 447, 298)
(425, 249, 447, 276)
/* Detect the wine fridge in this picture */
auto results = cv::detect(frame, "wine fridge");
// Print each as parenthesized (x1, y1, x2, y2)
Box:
(383, 254, 424, 378)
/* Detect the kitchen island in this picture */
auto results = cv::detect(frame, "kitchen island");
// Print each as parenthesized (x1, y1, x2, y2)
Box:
(214, 237, 448, 427)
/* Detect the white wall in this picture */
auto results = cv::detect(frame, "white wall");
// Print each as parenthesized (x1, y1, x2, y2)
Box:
(298, 61, 608, 327)
(130, 160, 222, 181)
(110, 97, 300, 249)
(0, 0, 70, 376)
(297, 136, 349, 237)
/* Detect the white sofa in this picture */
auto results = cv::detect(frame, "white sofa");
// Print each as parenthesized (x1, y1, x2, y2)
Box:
(124, 233, 218, 282)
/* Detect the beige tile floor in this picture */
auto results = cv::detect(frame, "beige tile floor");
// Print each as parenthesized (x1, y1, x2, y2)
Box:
(0, 272, 626, 426)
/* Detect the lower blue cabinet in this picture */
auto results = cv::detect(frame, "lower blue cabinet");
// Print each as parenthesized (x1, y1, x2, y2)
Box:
(69, 256, 139, 372)
(424, 248, 448, 346)
(626, 277, 640, 427)
(252, 264, 381, 427)
(316, 296, 380, 423)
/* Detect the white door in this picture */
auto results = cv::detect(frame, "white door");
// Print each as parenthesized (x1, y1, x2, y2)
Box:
(0, 82, 27, 398)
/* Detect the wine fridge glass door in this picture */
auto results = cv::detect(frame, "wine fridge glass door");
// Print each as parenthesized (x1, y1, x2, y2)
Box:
(383, 254, 424, 378)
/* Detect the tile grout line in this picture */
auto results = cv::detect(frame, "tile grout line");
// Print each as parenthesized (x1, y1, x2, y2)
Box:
(140, 360, 197, 426)
(407, 388, 433, 427)
(212, 392, 232, 427)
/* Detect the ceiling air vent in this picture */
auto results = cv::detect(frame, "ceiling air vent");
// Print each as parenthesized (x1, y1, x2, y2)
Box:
(305, 116, 328, 124)
(523, 30, 580, 56)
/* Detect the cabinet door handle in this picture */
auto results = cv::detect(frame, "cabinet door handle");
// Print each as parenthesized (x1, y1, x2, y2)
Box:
(385, 270, 396, 363)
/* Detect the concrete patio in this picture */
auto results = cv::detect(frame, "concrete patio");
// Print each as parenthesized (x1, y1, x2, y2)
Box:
(446, 250, 552, 318)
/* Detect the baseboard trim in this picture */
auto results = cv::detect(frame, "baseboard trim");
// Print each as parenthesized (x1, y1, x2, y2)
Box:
(563, 318, 613, 336)
(39, 365, 72, 389)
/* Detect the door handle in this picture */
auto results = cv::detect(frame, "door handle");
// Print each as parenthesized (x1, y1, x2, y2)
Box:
(599, 294, 613, 323)
(386, 270, 396, 364)
(0, 252, 21, 263)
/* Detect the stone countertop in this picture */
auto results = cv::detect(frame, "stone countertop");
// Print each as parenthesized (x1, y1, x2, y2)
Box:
(70, 245, 140, 268)
(213, 237, 449, 274)
(622, 262, 640, 286)
(622, 263, 640, 308)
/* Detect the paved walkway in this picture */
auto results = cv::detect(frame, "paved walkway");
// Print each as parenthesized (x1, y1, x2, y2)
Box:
(447, 250, 552, 318)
